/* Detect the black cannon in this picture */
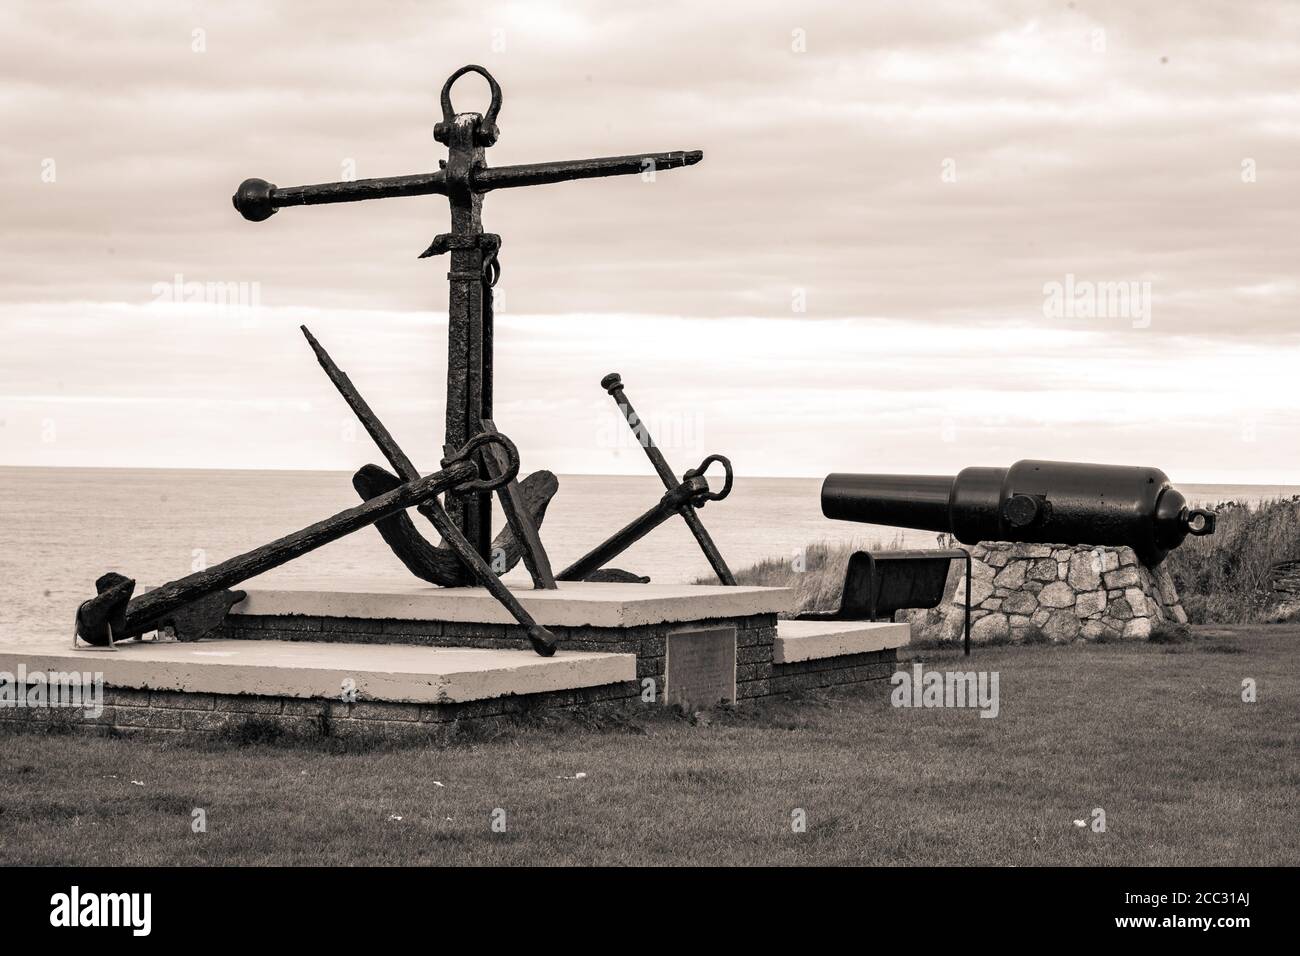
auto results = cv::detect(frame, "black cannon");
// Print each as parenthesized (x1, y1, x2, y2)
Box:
(822, 460, 1216, 566)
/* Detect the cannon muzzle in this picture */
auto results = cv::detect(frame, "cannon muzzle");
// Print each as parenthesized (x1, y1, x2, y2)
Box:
(822, 460, 1215, 566)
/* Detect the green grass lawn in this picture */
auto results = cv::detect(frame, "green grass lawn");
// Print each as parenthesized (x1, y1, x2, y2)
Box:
(2, 624, 1296, 866)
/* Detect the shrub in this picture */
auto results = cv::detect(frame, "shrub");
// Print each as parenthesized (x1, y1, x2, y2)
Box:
(1165, 497, 1300, 624)
(697, 536, 906, 617)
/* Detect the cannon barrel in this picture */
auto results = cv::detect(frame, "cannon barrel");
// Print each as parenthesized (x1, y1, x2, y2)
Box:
(822, 460, 1216, 566)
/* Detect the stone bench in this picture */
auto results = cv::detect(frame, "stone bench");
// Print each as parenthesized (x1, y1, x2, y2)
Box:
(774, 619, 910, 663)
(770, 618, 910, 694)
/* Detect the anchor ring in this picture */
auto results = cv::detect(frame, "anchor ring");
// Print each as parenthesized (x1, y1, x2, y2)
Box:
(434, 65, 503, 147)
(684, 454, 734, 505)
(441, 430, 519, 493)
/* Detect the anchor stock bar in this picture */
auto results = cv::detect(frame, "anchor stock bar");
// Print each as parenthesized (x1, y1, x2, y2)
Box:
(232, 151, 701, 220)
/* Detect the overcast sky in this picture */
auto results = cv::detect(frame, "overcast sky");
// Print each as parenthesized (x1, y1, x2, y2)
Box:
(2, 1, 1297, 482)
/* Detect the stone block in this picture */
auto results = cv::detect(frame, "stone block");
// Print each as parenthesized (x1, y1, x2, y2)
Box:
(1075, 589, 1107, 618)
(1067, 553, 1102, 591)
(1156, 567, 1180, 606)
(1028, 558, 1058, 582)
(993, 562, 1027, 589)
(351, 701, 422, 722)
(1009, 543, 1054, 559)
(1002, 591, 1038, 615)
(182, 710, 236, 732)
(151, 691, 214, 710)
(1124, 587, 1150, 616)
(962, 577, 995, 606)
(636, 656, 665, 679)
(1123, 617, 1153, 640)
(1038, 582, 1075, 608)
(115, 706, 183, 730)
(1103, 567, 1141, 589)
(104, 688, 151, 707)
(1042, 610, 1080, 643)
(971, 613, 1009, 643)
(283, 699, 329, 717)
(1079, 620, 1107, 642)
(212, 694, 284, 715)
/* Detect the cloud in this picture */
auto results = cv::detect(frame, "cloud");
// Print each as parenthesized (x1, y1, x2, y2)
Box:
(2, 301, 1297, 482)
(0, 1, 1297, 479)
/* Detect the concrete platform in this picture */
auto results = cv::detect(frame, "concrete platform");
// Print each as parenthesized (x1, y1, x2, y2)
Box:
(774, 619, 910, 664)
(1, 639, 634, 705)
(227, 579, 792, 628)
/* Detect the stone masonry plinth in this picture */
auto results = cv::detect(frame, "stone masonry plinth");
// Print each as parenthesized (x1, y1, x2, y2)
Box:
(909, 542, 1188, 644)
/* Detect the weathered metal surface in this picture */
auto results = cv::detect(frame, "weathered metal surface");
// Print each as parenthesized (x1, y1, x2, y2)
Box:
(354, 466, 557, 587)
(480, 420, 556, 589)
(595, 373, 736, 584)
(234, 64, 703, 564)
(297, 327, 558, 650)
(821, 460, 1217, 566)
(558, 373, 736, 584)
(302, 325, 557, 594)
(300, 326, 442, 543)
(230, 151, 703, 220)
(583, 568, 651, 584)
(558, 474, 708, 582)
(349, 459, 558, 657)
(74, 436, 518, 648)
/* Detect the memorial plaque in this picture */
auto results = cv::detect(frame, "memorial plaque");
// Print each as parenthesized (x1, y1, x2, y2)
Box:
(665, 627, 736, 709)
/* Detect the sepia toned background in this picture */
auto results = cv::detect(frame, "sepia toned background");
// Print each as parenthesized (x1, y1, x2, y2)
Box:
(1, 1, 1297, 480)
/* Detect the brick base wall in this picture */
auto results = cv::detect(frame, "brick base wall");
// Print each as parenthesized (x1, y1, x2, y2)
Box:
(0, 682, 641, 742)
(771, 649, 898, 694)
(223, 612, 781, 705)
(1, 614, 902, 737)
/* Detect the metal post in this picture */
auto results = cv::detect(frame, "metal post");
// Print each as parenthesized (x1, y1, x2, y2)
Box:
(963, 550, 972, 656)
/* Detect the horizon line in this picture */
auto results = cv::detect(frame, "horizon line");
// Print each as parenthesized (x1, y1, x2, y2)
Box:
(1, 462, 1298, 489)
